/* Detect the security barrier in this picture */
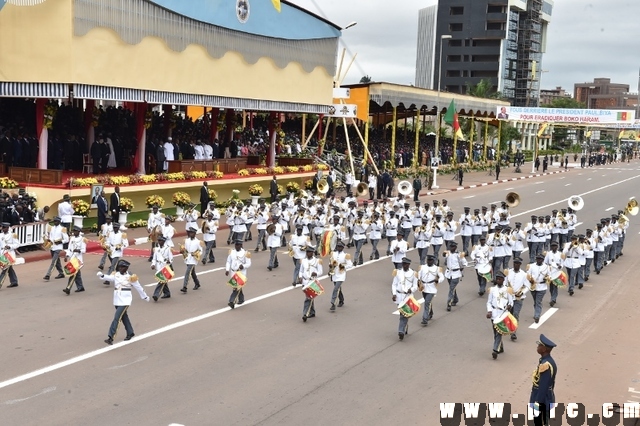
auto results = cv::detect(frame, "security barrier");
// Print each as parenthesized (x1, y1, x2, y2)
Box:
(13, 222, 46, 248)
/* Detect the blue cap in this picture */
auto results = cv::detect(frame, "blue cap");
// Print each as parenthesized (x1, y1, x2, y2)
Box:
(494, 271, 505, 279)
(537, 334, 556, 348)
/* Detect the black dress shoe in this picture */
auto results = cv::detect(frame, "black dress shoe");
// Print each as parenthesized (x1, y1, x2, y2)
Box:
(124, 334, 135, 341)
(550, 301, 556, 307)
(161, 295, 170, 299)
(104, 337, 113, 345)
(97, 265, 104, 270)
(8, 283, 18, 288)
(398, 332, 404, 341)
(578, 284, 583, 289)
(201, 260, 206, 265)
(193, 284, 201, 290)
(569, 290, 574, 296)
(180, 287, 187, 293)
(152, 295, 158, 301)
(446, 306, 452, 312)
(511, 334, 517, 341)
(147, 257, 152, 262)
(338, 301, 344, 307)
(330, 304, 336, 311)
(103, 281, 110, 285)
(302, 315, 307, 322)
(63, 288, 70, 295)
(43, 275, 50, 281)
(74, 288, 85, 292)
(267, 266, 272, 271)
(492, 351, 498, 359)
(534, 317, 539, 323)
(228, 302, 235, 309)
(308, 314, 315, 318)
(55, 274, 65, 279)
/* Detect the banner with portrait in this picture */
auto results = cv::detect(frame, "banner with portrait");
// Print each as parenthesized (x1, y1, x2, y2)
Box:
(496, 107, 636, 125)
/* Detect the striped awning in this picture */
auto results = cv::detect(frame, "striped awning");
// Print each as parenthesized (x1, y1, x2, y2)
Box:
(0, 82, 69, 98)
(74, 84, 144, 102)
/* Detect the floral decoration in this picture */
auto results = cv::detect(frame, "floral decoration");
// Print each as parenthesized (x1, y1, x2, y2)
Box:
(109, 175, 131, 185)
(277, 184, 284, 195)
(145, 195, 165, 209)
(72, 199, 90, 217)
(231, 189, 240, 200)
(0, 177, 19, 189)
(248, 184, 263, 196)
(238, 169, 250, 176)
(144, 110, 153, 129)
(128, 219, 148, 229)
(285, 166, 299, 173)
(91, 107, 101, 128)
(286, 182, 300, 193)
(304, 179, 314, 190)
(172, 192, 191, 208)
(208, 189, 218, 200)
(119, 197, 134, 213)
(43, 102, 58, 130)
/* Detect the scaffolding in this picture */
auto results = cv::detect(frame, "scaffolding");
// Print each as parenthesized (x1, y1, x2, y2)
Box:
(514, 0, 542, 107)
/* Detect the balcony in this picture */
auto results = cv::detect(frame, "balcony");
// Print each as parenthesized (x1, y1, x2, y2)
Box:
(486, 12, 507, 22)
(484, 29, 506, 38)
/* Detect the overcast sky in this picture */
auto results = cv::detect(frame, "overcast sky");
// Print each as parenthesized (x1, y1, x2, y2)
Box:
(291, 0, 639, 96)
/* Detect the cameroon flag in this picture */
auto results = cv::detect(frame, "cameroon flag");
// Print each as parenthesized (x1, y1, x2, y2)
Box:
(64, 257, 82, 276)
(155, 265, 175, 282)
(444, 100, 464, 140)
(617, 111, 628, 121)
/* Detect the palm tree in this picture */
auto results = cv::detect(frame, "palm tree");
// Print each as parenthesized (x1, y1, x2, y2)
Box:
(465, 78, 502, 99)
(359, 75, 372, 84)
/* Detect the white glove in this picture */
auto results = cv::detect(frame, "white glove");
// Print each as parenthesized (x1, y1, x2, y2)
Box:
(96, 271, 104, 278)
(144, 296, 150, 302)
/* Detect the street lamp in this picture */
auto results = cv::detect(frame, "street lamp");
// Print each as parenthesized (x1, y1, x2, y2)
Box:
(432, 34, 452, 189)
(342, 21, 357, 30)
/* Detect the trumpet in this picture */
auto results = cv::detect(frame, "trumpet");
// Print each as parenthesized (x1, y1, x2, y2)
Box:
(328, 260, 337, 276)
(179, 244, 188, 259)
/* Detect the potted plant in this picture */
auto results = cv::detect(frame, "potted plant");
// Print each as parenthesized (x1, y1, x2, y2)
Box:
(286, 181, 300, 196)
(172, 191, 191, 221)
(208, 189, 218, 201)
(145, 195, 165, 209)
(71, 199, 90, 229)
(118, 197, 134, 230)
(248, 184, 263, 205)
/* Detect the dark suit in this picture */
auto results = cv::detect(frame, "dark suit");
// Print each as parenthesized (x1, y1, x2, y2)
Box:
(110, 192, 120, 218)
(269, 179, 278, 203)
(530, 354, 556, 426)
(200, 185, 210, 216)
(97, 196, 108, 229)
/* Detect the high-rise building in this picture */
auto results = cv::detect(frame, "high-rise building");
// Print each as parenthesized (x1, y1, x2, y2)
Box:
(539, 86, 571, 106)
(415, 0, 554, 107)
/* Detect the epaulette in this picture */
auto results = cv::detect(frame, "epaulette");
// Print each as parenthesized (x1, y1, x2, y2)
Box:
(438, 267, 443, 274)
(345, 253, 351, 260)
(82, 238, 88, 243)
(61, 227, 67, 233)
(538, 361, 551, 373)
(200, 240, 205, 247)
(12, 233, 17, 239)
(245, 251, 251, 258)
(122, 233, 127, 239)
(414, 271, 419, 278)
(129, 274, 138, 282)
(228, 249, 233, 255)
(392, 269, 397, 277)
(318, 259, 323, 265)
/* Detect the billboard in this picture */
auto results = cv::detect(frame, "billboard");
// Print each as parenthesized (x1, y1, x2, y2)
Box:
(496, 106, 636, 124)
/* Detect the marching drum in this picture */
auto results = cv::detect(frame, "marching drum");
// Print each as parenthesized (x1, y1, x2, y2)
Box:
(228, 271, 247, 289)
(154, 265, 175, 282)
(397, 295, 421, 318)
(493, 311, 518, 335)
(63, 257, 83, 276)
(477, 262, 493, 282)
(302, 279, 324, 299)
(550, 270, 568, 288)
(320, 230, 337, 257)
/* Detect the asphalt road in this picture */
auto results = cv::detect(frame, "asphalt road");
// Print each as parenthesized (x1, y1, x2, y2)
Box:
(1, 162, 640, 426)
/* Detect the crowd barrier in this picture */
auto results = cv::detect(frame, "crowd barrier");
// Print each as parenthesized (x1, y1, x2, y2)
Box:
(13, 222, 46, 248)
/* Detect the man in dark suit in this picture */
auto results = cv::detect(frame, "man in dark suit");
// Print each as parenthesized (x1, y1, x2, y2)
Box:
(212, 139, 220, 159)
(530, 334, 557, 426)
(91, 138, 102, 174)
(200, 182, 210, 216)
(97, 190, 109, 234)
(156, 140, 166, 173)
(269, 175, 278, 203)
(110, 186, 121, 219)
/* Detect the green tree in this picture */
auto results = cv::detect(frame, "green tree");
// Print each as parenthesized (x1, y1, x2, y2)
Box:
(359, 75, 372, 83)
(542, 98, 585, 109)
(500, 124, 522, 152)
(465, 78, 502, 99)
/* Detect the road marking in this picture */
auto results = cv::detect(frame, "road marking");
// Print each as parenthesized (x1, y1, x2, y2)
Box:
(143, 267, 225, 287)
(108, 356, 148, 370)
(602, 174, 606, 176)
(535, 190, 545, 194)
(605, 207, 614, 212)
(587, 178, 592, 181)
(4, 175, 639, 390)
(529, 307, 558, 329)
(3, 386, 56, 405)
(505, 187, 514, 191)
(535, 181, 544, 185)
(564, 184, 571, 186)
(463, 195, 475, 199)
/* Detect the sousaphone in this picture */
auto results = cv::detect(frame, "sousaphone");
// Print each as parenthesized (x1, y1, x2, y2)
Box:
(397, 181, 412, 196)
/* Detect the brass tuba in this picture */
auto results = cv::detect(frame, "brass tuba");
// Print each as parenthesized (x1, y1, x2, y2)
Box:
(505, 192, 520, 208)
(624, 198, 639, 216)
(356, 181, 368, 197)
(567, 195, 584, 211)
(317, 179, 329, 194)
(397, 180, 412, 196)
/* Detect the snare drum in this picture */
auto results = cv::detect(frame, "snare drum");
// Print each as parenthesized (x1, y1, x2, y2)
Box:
(228, 271, 247, 289)
(550, 270, 568, 288)
(397, 295, 421, 318)
(154, 265, 175, 282)
(493, 311, 518, 335)
(477, 262, 493, 282)
(302, 279, 324, 299)
(63, 257, 83, 276)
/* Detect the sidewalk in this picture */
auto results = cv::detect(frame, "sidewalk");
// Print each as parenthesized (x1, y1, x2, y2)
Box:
(18, 163, 575, 263)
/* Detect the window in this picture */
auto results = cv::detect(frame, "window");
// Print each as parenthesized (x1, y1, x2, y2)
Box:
(472, 39, 501, 47)
(487, 5, 504, 13)
(449, 23, 463, 32)
(448, 39, 462, 47)
(486, 22, 504, 31)
(450, 6, 464, 15)
(447, 55, 462, 62)
(446, 70, 461, 77)
(471, 70, 498, 78)
(472, 55, 500, 62)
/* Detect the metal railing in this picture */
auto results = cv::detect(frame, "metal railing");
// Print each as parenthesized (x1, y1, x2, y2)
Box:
(12, 222, 46, 248)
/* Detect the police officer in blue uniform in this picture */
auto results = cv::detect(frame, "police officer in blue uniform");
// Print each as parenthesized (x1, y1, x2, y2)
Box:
(530, 334, 557, 426)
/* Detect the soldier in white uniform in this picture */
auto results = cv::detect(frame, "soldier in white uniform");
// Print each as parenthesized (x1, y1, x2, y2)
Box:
(146, 205, 164, 261)
(486, 271, 513, 359)
(103, 222, 128, 283)
(98, 216, 113, 270)
(368, 212, 383, 260)
(98, 260, 150, 345)
(505, 257, 529, 341)
(43, 216, 68, 281)
(562, 235, 583, 296)
(184, 203, 199, 233)
(384, 211, 399, 256)
(57, 195, 74, 244)
(151, 236, 173, 301)
(510, 222, 526, 263)
(544, 241, 564, 307)
(298, 246, 323, 322)
(180, 227, 203, 293)
(289, 225, 309, 286)
(471, 235, 493, 296)
(161, 215, 176, 248)
(267, 215, 282, 271)
(444, 241, 468, 311)
(390, 233, 408, 269)
(63, 226, 87, 294)
(527, 253, 550, 323)
(430, 214, 445, 262)
(392, 257, 418, 340)
(584, 229, 596, 281)
(329, 241, 352, 311)
(254, 204, 269, 252)
(471, 208, 484, 247)
(201, 212, 218, 264)
(226, 240, 252, 309)
(414, 218, 432, 265)
(0, 222, 20, 288)
(418, 255, 444, 326)
(459, 207, 473, 255)
(352, 210, 368, 265)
